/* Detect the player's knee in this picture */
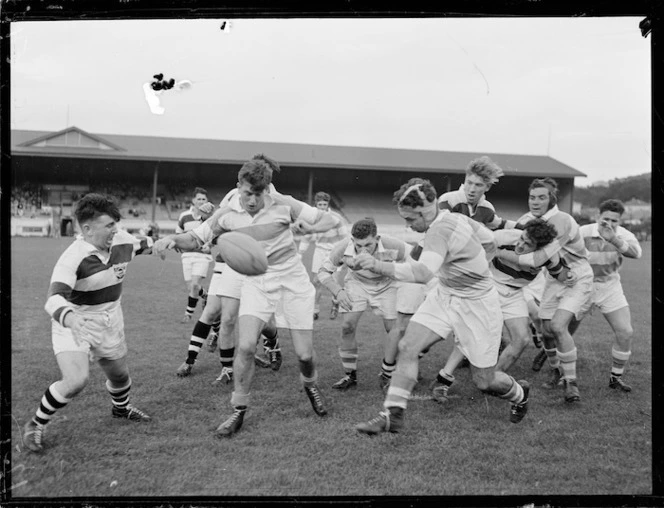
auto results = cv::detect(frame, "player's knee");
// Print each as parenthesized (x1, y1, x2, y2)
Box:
(341, 321, 356, 336)
(472, 375, 492, 393)
(221, 313, 237, 331)
(396, 338, 419, 359)
(236, 342, 256, 358)
(549, 319, 569, 336)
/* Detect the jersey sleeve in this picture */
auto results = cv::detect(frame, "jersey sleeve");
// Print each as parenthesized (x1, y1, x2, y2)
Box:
(44, 250, 79, 326)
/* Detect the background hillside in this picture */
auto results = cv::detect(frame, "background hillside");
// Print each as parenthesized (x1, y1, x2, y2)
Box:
(575, 173, 651, 207)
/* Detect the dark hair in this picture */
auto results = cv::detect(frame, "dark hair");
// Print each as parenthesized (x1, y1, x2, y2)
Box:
(392, 178, 437, 208)
(599, 199, 625, 216)
(238, 156, 274, 192)
(74, 193, 121, 225)
(251, 153, 281, 173)
(351, 217, 377, 239)
(523, 219, 558, 248)
(193, 187, 208, 197)
(529, 177, 558, 208)
(314, 191, 331, 203)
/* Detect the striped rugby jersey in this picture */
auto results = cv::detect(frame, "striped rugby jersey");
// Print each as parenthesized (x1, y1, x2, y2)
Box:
(45, 229, 153, 326)
(320, 235, 410, 294)
(298, 211, 348, 254)
(191, 192, 320, 272)
(417, 209, 496, 298)
(438, 185, 505, 230)
(491, 229, 556, 288)
(514, 205, 592, 275)
(177, 206, 213, 260)
(580, 223, 642, 283)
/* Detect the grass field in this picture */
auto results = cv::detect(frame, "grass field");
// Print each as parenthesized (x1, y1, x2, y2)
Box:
(8, 236, 653, 501)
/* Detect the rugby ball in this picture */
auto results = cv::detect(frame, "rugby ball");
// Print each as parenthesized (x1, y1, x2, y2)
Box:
(217, 232, 268, 276)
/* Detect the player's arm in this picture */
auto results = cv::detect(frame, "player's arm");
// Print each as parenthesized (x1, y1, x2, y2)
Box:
(356, 251, 439, 283)
(44, 257, 92, 345)
(609, 227, 643, 259)
(496, 230, 567, 269)
(316, 240, 347, 294)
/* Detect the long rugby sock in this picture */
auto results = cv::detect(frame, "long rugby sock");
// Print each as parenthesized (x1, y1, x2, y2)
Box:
(262, 328, 278, 349)
(381, 359, 396, 379)
(557, 348, 578, 381)
(106, 379, 132, 410)
(497, 377, 526, 404)
(611, 348, 631, 377)
(186, 321, 211, 364)
(219, 347, 235, 369)
(33, 384, 71, 426)
(299, 359, 318, 387)
(211, 317, 221, 335)
(339, 348, 358, 374)
(186, 296, 198, 316)
(384, 372, 418, 411)
(544, 347, 559, 370)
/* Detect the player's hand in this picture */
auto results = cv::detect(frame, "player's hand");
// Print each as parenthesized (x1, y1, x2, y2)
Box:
(292, 220, 314, 235)
(199, 202, 215, 218)
(152, 237, 176, 258)
(557, 268, 577, 287)
(200, 242, 212, 255)
(67, 314, 97, 347)
(354, 252, 376, 271)
(336, 289, 353, 311)
(598, 219, 616, 242)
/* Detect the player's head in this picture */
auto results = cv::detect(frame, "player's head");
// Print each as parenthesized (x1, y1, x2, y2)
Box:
(393, 178, 438, 233)
(515, 219, 558, 254)
(597, 199, 625, 228)
(74, 193, 121, 251)
(351, 217, 379, 255)
(192, 187, 209, 210)
(237, 156, 275, 215)
(251, 153, 281, 174)
(528, 177, 559, 217)
(464, 156, 504, 205)
(314, 191, 331, 211)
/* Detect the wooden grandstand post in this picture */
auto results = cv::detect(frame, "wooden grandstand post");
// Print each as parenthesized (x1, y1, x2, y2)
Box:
(151, 164, 159, 223)
(307, 169, 313, 204)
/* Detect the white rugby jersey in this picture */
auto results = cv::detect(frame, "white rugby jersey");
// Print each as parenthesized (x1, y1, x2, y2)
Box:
(177, 206, 213, 261)
(44, 229, 153, 325)
(580, 223, 642, 283)
(319, 235, 409, 295)
(514, 205, 592, 276)
(298, 211, 348, 254)
(192, 192, 319, 272)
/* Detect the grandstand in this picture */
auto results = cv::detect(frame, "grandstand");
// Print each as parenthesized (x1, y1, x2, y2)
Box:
(10, 126, 585, 237)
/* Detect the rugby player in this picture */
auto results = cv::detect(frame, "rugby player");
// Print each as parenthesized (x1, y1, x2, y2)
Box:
(23, 194, 155, 453)
(353, 179, 530, 435)
(153, 155, 341, 437)
(317, 217, 410, 390)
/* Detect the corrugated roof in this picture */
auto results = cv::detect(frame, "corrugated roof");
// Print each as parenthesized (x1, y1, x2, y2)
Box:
(11, 127, 585, 178)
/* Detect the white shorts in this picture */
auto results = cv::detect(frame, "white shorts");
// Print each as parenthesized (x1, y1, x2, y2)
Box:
(539, 271, 594, 321)
(52, 306, 127, 361)
(523, 271, 546, 304)
(410, 285, 502, 368)
(396, 279, 437, 315)
(208, 265, 245, 299)
(239, 260, 315, 330)
(495, 283, 529, 321)
(181, 254, 212, 281)
(343, 278, 398, 320)
(579, 278, 629, 318)
(311, 247, 332, 275)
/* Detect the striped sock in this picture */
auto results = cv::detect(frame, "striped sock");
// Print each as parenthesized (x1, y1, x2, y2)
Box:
(187, 321, 212, 364)
(496, 377, 525, 403)
(558, 348, 578, 381)
(381, 359, 396, 379)
(34, 384, 71, 426)
(384, 372, 418, 410)
(219, 347, 235, 369)
(106, 379, 132, 410)
(186, 296, 198, 316)
(211, 317, 221, 335)
(339, 348, 358, 374)
(611, 348, 631, 377)
(262, 328, 278, 350)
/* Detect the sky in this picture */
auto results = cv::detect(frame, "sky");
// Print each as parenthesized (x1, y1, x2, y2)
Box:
(10, 16, 651, 186)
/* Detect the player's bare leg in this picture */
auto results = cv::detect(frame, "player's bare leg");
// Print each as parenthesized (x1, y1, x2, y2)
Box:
(495, 317, 531, 372)
(211, 296, 239, 384)
(380, 312, 411, 390)
(291, 328, 327, 416)
(215, 315, 263, 438)
(604, 306, 634, 392)
(333, 310, 363, 390)
(548, 309, 580, 402)
(177, 295, 222, 378)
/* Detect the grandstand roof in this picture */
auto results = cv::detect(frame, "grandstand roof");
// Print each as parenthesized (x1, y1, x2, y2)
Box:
(12, 126, 585, 178)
